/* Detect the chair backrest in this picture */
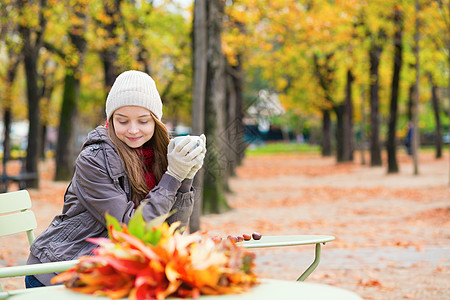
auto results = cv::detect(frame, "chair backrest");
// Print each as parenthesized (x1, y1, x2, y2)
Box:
(0, 190, 36, 245)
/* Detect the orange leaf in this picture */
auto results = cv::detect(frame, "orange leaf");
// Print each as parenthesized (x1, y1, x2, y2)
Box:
(190, 267, 220, 287)
(165, 261, 181, 282)
(113, 230, 159, 260)
(105, 256, 148, 275)
(51, 268, 76, 284)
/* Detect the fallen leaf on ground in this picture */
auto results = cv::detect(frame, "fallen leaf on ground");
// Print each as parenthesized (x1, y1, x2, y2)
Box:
(358, 280, 382, 287)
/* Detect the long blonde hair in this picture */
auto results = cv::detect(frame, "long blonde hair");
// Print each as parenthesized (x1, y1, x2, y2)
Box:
(107, 113, 169, 203)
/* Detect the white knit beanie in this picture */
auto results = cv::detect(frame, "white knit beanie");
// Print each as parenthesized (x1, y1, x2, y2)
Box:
(105, 70, 163, 121)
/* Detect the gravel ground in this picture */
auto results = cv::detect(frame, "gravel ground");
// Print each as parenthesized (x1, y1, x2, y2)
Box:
(1, 150, 449, 300)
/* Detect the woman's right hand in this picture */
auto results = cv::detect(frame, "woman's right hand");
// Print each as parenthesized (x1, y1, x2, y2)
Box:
(166, 136, 204, 182)
(186, 134, 206, 179)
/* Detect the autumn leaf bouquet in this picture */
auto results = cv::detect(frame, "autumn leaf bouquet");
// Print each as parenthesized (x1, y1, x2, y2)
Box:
(51, 207, 258, 300)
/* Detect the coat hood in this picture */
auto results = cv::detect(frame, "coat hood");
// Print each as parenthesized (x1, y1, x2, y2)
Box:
(81, 126, 124, 179)
(82, 126, 115, 149)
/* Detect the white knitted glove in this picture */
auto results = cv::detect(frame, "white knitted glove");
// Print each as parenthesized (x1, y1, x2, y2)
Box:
(166, 136, 205, 182)
(186, 134, 207, 179)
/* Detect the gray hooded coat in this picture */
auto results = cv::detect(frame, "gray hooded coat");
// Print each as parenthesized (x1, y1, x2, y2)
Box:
(27, 126, 195, 285)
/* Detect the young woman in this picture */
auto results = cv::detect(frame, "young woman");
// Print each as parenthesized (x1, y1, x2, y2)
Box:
(25, 70, 206, 288)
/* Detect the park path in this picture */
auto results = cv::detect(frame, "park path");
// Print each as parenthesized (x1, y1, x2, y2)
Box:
(1, 151, 449, 299)
(200, 151, 450, 300)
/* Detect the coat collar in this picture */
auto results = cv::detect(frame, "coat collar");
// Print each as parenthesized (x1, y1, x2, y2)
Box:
(82, 126, 126, 179)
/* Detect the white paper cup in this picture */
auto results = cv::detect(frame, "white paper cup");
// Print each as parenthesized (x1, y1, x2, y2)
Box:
(172, 136, 204, 150)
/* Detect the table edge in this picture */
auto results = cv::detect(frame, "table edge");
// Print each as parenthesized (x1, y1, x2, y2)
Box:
(240, 235, 335, 248)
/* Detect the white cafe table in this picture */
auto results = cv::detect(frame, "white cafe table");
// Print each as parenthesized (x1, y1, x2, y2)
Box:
(0, 279, 362, 300)
(239, 235, 335, 281)
(0, 235, 333, 285)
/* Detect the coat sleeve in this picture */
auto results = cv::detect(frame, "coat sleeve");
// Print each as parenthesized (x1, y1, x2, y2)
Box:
(72, 144, 194, 228)
(147, 175, 195, 230)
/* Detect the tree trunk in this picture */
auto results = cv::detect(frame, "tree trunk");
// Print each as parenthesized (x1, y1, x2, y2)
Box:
(3, 57, 20, 165)
(322, 110, 332, 156)
(55, 72, 81, 180)
(40, 125, 47, 159)
(99, 0, 122, 122)
(428, 76, 442, 159)
(334, 71, 354, 163)
(189, 0, 208, 233)
(225, 69, 237, 175)
(231, 57, 245, 166)
(19, 0, 48, 189)
(387, 6, 403, 174)
(191, 169, 204, 233)
(334, 104, 345, 162)
(102, 50, 119, 93)
(224, 59, 244, 177)
(39, 65, 55, 160)
(202, 0, 230, 214)
(412, 0, 420, 175)
(407, 84, 414, 121)
(313, 53, 335, 158)
(343, 69, 354, 161)
(360, 87, 366, 165)
(54, 1, 87, 181)
(3, 110, 12, 163)
(23, 50, 41, 188)
(1, 108, 11, 193)
(369, 39, 383, 166)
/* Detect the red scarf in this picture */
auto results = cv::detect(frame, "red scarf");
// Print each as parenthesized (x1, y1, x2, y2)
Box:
(136, 145, 157, 190)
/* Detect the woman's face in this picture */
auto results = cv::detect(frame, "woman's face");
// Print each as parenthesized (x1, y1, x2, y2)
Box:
(112, 106, 155, 148)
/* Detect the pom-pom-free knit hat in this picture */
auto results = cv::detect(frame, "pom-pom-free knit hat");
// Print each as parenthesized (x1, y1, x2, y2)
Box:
(106, 70, 163, 121)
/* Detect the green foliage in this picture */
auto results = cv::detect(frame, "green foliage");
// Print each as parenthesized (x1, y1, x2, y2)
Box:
(117, 1, 193, 125)
(105, 213, 123, 238)
(246, 142, 320, 156)
(106, 204, 175, 246)
(0, 0, 194, 130)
